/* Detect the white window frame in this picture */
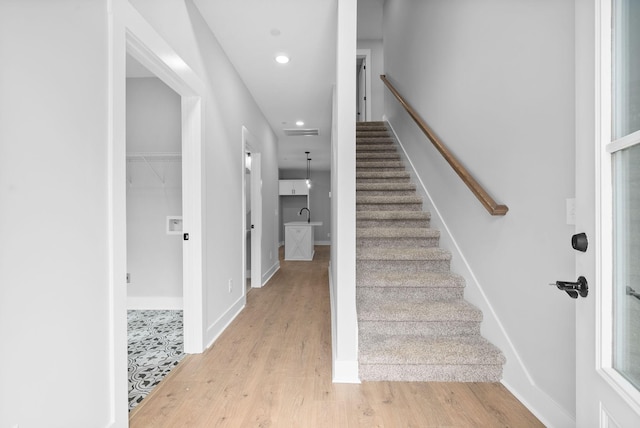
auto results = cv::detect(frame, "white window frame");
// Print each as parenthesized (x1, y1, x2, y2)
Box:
(596, 0, 640, 413)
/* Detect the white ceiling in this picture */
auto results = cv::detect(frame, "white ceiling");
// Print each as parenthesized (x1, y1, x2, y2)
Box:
(193, 0, 338, 172)
(127, 0, 384, 172)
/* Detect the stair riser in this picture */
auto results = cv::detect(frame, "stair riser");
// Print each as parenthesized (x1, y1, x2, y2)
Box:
(358, 321, 481, 337)
(357, 219, 431, 228)
(356, 121, 386, 126)
(356, 286, 464, 301)
(356, 142, 398, 149)
(357, 132, 392, 138)
(359, 364, 503, 382)
(356, 146, 398, 152)
(356, 178, 411, 184)
(356, 259, 451, 273)
(356, 129, 388, 134)
(357, 172, 410, 178)
(357, 165, 405, 171)
(357, 154, 401, 161)
(357, 189, 416, 196)
(357, 203, 423, 211)
(357, 237, 440, 248)
(356, 170, 406, 176)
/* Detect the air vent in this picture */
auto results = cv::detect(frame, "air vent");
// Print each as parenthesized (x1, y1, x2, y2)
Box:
(283, 128, 319, 137)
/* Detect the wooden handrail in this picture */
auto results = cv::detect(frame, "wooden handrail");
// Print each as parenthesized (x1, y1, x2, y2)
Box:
(381, 75, 508, 216)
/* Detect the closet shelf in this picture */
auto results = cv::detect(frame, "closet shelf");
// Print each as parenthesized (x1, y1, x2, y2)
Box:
(126, 152, 182, 161)
(126, 152, 181, 185)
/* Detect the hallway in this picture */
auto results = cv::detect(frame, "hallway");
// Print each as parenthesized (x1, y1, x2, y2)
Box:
(129, 246, 541, 427)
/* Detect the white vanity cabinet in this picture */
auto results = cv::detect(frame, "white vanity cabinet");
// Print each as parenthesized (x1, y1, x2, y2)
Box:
(284, 221, 322, 261)
(279, 179, 309, 196)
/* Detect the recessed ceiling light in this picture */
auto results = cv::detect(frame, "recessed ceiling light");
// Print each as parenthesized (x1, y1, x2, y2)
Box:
(296, 120, 304, 126)
(275, 55, 290, 64)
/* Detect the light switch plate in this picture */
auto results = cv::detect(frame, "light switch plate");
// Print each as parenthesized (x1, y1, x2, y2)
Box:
(566, 198, 576, 225)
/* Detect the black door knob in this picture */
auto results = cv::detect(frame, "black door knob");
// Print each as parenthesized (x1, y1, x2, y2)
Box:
(571, 233, 588, 252)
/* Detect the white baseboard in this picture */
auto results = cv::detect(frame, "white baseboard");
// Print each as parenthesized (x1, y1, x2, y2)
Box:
(332, 359, 361, 384)
(328, 262, 360, 384)
(261, 261, 280, 287)
(127, 296, 183, 310)
(315, 241, 331, 246)
(502, 380, 576, 428)
(204, 295, 245, 349)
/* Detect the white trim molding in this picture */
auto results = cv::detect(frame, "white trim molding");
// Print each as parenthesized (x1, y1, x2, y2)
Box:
(329, 263, 360, 384)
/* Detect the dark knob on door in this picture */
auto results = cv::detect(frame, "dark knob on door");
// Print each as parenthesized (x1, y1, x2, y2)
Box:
(572, 233, 588, 252)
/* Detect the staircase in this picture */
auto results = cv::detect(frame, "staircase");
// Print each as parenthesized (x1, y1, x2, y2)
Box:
(356, 121, 506, 382)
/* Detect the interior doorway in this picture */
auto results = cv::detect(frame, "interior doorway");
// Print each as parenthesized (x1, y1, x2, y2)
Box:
(356, 49, 372, 122)
(243, 127, 262, 290)
(125, 56, 186, 411)
(125, 32, 205, 354)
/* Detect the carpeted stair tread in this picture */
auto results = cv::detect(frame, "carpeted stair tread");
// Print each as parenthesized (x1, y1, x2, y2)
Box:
(359, 335, 506, 366)
(356, 151, 400, 162)
(357, 247, 451, 261)
(356, 171, 411, 180)
(356, 270, 464, 289)
(357, 195, 422, 205)
(357, 121, 386, 127)
(357, 131, 392, 138)
(357, 183, 416, 192)
(356, 161, 404, 169)
(356, 137, 395, 145)
(357, 228, 438, 239)
(358, 299, 482, 323)
(357, 210, 430, 221)
(357, 144, 398, 152)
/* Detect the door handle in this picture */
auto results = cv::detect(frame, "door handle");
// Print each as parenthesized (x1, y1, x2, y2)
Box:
(551, 276, 588, 299)
(626, 286, 640, 301)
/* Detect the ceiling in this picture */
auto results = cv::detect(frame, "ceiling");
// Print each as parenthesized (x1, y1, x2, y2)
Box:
(127, 0, 384, 172)
(192, 0, 338, 172)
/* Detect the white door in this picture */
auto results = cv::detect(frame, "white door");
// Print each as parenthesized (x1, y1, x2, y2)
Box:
(250, 152, 262, 289)
(243, 128, 262, 290)
(358, 58, 367, 122)
(576, 0, 640, 425)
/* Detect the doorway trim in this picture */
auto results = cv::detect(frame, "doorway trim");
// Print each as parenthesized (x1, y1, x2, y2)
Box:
(108, 2, 206, 423)
(243, 126, 262, 289)
(123, 1, 205, 353)
(356, 49, 372, 122)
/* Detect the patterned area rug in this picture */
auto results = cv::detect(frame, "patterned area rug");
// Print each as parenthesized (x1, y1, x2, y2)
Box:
(128, 310, 185, 411)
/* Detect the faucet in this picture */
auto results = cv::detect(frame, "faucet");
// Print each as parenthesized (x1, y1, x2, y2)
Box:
(298, 207, 311, 223)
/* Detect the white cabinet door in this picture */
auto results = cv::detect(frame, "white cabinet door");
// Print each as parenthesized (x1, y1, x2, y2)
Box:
(279, 180, 309, 196)
(292, 180, 309, 195)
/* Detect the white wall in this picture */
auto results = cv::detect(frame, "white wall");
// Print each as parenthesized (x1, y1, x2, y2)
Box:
(383, 0, 577, 425)
(279, 169, 332, 244)
(0, 0, 114, 426)
(0, 0, 281, 424)
(126, 77, 183, 309)
(129, 0, 281, 347)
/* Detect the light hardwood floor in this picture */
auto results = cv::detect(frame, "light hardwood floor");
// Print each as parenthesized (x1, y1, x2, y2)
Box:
(130, 246, 543, 427)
